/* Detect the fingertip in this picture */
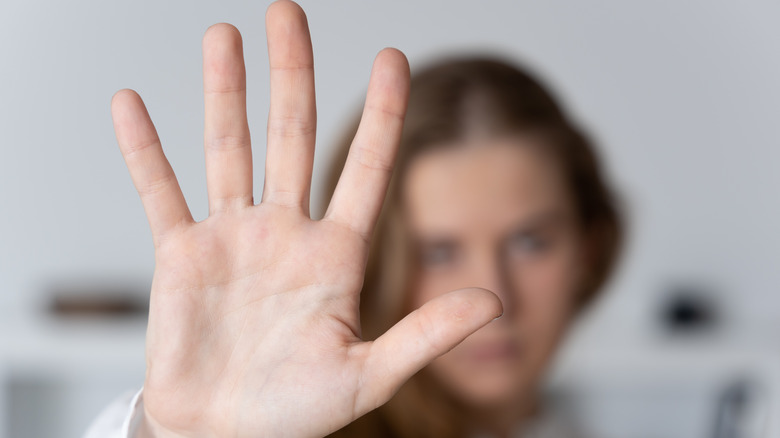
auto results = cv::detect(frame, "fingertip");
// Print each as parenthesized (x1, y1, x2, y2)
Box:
(265, 0, 312, 68)
(266, 0, 308, 30)
(376, 48, 409, 72)
(203, 24, 243, 66)
(203, 23, 241, 47)
(202, 23, 246, 94)
(111, 88, 139, 109)
(205, 22, 239, 34)
(363, 48, 410, 121)
(111, 89, 147, 131)
(447, 287, 503, 326)
(374, 48, 410, 84)
(465, 287, 504, 321)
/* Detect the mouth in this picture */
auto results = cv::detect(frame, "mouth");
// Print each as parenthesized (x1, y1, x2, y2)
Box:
(465, 340, 521, 363)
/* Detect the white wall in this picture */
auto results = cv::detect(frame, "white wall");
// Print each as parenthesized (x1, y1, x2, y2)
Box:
(1, 1, 779, 436)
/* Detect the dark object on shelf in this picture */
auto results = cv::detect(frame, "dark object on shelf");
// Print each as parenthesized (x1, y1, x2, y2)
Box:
(660, 286, 718, 333)
(46, 281, 149, 317)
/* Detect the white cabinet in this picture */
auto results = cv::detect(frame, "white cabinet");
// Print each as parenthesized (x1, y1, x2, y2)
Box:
(0, 317, 146, 438)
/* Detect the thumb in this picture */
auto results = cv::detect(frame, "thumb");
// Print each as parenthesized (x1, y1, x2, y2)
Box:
(355, 287, 502, 413)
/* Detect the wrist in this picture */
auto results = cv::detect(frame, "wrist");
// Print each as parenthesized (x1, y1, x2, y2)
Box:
(135, 409, 189, 438)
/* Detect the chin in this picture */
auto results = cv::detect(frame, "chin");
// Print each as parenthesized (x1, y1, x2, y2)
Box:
(427, 331, 554, 409)
(431, 359, 539, 409)
(463, 373, 534, 408)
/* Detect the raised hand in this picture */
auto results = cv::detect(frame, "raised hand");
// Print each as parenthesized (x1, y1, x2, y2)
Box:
(111, 1, 501, 437)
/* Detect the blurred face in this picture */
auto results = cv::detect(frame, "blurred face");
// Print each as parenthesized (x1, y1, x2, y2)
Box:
(403, 137, 585, 410)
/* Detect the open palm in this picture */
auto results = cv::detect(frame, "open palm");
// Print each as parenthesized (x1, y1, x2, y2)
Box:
(111, 2, 501, 437)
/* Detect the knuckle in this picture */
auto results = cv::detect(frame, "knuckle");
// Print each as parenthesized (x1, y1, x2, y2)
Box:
(267, 117, 315, 140)
(138, 172, 176, 197)
(206, 134, 249, 152)
(352, 144, 393, 173)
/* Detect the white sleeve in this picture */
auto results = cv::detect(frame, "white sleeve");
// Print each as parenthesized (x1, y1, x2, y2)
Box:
(83, 388, 144, 438)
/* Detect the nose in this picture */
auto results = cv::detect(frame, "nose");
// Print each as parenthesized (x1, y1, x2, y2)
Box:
(471, 247, 515, 318)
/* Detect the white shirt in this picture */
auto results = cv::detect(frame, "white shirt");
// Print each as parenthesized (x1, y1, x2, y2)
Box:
(83, 389, 144, 438)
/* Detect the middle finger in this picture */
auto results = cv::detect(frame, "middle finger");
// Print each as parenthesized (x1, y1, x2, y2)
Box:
(203, 23, 253, 214)
(262, 1, 317, 214)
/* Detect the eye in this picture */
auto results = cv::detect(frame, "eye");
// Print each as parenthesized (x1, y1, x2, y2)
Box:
(506, 231, 549, 256)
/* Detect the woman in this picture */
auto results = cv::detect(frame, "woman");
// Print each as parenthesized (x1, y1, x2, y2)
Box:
(326, 59, 622, 438)
(90, 2, 620, 437)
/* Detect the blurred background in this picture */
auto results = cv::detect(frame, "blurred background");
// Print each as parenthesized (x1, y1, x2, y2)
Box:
(1, 0, 780, 436)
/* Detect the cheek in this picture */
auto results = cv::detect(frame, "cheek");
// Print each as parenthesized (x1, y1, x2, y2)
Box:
(408, 271, 456, 310)
(509, 249, 581, 328)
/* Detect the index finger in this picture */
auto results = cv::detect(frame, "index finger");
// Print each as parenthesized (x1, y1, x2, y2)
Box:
(324, 49, 410, 239)
(111, 89, 193, 245)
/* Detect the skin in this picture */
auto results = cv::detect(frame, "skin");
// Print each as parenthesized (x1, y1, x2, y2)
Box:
(111, 2, 502, 437)
(404, 138, 585, 436)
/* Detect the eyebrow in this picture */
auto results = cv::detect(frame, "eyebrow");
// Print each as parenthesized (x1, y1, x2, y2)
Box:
(509, 210, 571, 234)
(412, 208, 573, 245)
